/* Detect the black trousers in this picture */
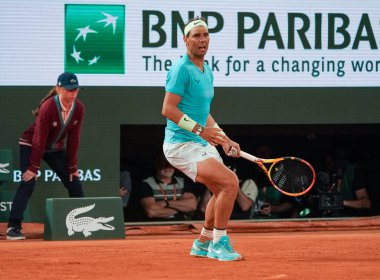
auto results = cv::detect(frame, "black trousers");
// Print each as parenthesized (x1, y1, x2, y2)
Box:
(8, 145, 84, 228)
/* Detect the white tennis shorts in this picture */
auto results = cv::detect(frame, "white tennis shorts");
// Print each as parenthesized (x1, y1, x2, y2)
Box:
(163, 142, 223, 182)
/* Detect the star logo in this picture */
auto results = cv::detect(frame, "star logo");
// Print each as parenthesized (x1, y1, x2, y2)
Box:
(97, 12, 118, 34)
(75, 25, 98, 42)
(70, 45, 84, 64)
(64, 5, 125, 74)
(88, 56, 101, 65)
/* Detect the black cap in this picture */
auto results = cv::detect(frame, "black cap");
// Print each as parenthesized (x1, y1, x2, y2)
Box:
(57, 72, 80, 90)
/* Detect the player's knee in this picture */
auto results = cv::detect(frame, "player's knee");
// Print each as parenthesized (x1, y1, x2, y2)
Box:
(223, 172, 239, 194)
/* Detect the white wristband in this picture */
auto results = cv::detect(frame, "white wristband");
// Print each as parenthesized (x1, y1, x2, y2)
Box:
(178, 114, 197, 132)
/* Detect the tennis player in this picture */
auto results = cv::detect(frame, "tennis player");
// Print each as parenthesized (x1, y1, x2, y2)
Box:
(6, 72, 85, 240)
(162, 17, 242, 261)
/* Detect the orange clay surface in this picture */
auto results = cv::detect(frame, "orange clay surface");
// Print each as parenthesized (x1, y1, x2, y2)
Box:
(1, 222, 380, 280)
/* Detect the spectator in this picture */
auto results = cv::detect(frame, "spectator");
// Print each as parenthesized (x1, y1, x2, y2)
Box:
(340, 164, 371, 216)
(138, 153, 197, 220)
(326, 146, 371, 217)
(252, 185, 295, 219)
(359, 158, 380, 216)
(119, 170, 132, 208)
(251, 143, 296, 219)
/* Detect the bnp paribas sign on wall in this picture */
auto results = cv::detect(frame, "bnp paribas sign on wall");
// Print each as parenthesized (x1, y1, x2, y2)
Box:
(1, 1, 380, 87)
(64, 5, 125, 74)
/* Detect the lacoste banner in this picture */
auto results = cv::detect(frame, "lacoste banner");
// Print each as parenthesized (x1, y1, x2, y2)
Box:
(65, 4, 125, 74)
(0, 0, 379, 87)
(44, 197, 125, 240)
(0, 149, 13, 181)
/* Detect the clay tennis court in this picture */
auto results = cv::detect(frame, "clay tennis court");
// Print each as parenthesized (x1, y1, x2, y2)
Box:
(1, 217, 380, 280)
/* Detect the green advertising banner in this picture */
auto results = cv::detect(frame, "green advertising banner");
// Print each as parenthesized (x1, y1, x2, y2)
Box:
(0, 149, 12, 181)
(44, 197, 125, 240)
(64, 4, 125, 74)
(0, 190, 31, 223)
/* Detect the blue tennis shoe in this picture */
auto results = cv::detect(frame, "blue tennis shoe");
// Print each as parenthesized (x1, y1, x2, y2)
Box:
(190, 239, 211, 257)
(207, 236, 242, 261)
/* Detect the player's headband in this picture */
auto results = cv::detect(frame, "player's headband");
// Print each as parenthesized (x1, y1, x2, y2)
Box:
(184, 20, 208, 36)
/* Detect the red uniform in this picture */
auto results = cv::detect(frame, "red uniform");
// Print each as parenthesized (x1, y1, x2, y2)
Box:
(19, 95, 85, 174)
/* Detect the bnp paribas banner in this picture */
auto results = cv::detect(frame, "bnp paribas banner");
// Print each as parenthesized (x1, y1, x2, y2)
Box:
(0, 0, 379, 87)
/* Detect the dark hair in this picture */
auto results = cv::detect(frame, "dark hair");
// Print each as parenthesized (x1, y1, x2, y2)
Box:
(154, 152, 173, 170)
(32, 87, 58, 116)
(184, 16, 207, 37)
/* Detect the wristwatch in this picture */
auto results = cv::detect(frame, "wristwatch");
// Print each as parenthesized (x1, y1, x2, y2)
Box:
(195, 125, 204, 136)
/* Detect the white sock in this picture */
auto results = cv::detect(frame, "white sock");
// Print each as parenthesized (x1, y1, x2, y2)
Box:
(213, 228, 227, 244)
(200, 227, 213, 240)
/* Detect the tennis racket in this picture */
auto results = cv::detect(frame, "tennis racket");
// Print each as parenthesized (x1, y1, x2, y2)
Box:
(239, 150, 316, 197)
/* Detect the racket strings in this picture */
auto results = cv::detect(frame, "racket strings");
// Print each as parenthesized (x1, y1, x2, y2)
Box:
(270, 159, 315, 194)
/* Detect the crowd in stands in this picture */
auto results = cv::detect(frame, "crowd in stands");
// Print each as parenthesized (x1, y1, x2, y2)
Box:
(120, 142, 380, 222)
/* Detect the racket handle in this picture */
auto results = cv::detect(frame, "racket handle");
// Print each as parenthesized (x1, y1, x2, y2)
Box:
(240, 151, 260, 163)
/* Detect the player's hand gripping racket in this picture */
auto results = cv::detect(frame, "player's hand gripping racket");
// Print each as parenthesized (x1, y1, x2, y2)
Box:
(239, 150, 316, 196)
